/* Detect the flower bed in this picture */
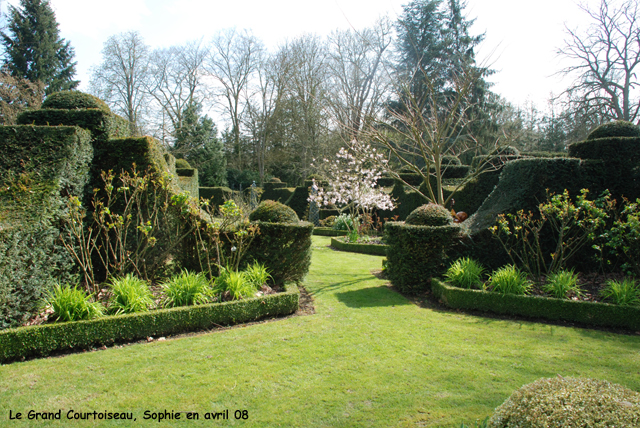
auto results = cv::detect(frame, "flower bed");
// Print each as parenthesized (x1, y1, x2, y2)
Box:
(0, 283, 299, 363)
(330, 237, 388, 256)
(431, 278, 640, 331)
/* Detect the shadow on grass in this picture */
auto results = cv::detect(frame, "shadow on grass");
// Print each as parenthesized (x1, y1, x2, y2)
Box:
(335, 286, 413, 308)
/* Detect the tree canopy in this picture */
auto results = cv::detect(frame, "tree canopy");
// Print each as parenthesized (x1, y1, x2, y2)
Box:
(1, 0, 78, 95)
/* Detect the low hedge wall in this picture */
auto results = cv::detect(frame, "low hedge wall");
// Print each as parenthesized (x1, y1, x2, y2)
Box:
(330, 237, 387, 256)
(431, 279, 640, 331)
(313, 227, 347, 236)
(0, 283, 299, 364)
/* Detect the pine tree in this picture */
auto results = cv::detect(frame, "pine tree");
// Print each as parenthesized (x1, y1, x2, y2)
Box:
(174, 102, 227, 187)
(1, 0, 78, 95)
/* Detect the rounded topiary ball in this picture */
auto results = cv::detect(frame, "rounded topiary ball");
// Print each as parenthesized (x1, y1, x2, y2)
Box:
(42, 91, 111, 113)
(442, 155, 462, 166)
(497, 146, 520, 156)
(488, 376, 640, 428)
(269, 177, 282, 183)
(405, 203, 454, 226)
(249, 200, 299, 223)
(587, 120, 640, 140)
(175, 158, 191, 169)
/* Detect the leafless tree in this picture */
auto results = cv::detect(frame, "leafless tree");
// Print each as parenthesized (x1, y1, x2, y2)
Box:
(0, 67, 44, 125)
(558, 0, 640, 123)
(89, 31, 150, 134)
(327, 18, 393, 140)
(205, 28, 262, 170)
(146, 40, 207, 145)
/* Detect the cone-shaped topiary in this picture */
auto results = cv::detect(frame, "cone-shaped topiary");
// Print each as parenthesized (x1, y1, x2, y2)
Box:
(249, 200, 299, 223)
(587, 120, 640, 140)
(42, 91, 111, 113)
(488, 376, 640, 427)
(405, 203, 454, 226)
(175, 158, 191, 169)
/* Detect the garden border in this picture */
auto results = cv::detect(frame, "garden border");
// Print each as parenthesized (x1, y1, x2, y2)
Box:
(431, 278, 640, 331)
(313, 228, 347, 236)
(0, 283, 299, 364)
(330, 237, 388, 256)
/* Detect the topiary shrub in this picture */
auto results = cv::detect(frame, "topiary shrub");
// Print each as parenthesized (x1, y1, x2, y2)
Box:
(488, 376, 640, 428)
(442, 155, 462, 166)
(497, 146, 520, 156)
(405, 203, 454, 226)
(587, 120, 640, 140)
(175, 158, 191, 169)
(249, 200, 299, 223)
(41, 91, 111, 113)
(269, 177, 282, 183)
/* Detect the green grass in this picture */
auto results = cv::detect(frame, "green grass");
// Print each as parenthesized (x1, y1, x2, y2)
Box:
(1, 236, 640, 427)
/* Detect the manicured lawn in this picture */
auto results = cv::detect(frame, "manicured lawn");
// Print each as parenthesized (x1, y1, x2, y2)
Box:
(1, 236, 639, 427)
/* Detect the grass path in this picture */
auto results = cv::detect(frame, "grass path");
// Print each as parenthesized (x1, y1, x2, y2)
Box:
(1, 236, 639, 427)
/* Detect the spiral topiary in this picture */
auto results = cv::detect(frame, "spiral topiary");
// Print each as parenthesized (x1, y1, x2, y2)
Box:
(175, 158, 191, 169)
(41, 91, 111, 113)
(488, 376, 640, 428)
(405, 203, 454, 226)
(587, 120, 640, 140)
(249, 200, 299, 223)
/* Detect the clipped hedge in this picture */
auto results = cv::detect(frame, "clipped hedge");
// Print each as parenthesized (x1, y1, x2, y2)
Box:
(260, 186, 295, 204)
(199, 186, 233, 206)
(41, 91, 111, 113)
(384, 221, 461, 294)
(18, 108, 130, 145)
(432, 279, 640, 330)
(330, 237, 387, 256)
(568, 136, 640, 164)
(245, 221, 313, 285)
(0, 126, 93, 329)
(286, 185, 310, 220)
(0, 283, 299, 363)
(313, 227, 347, 236)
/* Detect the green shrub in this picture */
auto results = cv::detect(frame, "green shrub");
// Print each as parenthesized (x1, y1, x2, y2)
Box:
(0, 283, 300, 363)
(384, 221, 461, 294)
(488, 376, 640, 428)
(587, 120, 640, 140)
(332, 213, 358, 231)
(320, 215, 336, 227)
(199, 186, 233, 207)
(161, 271, 214, 307)
(543, 270, 581, 299)
(488, 265, 531, 295)
(405, 203, 453, 226)
(601, 278, 640, 306)
(107, 274, 154, 315)
(432, 278, 640, 330)
(244, 262, 271, 288)
(174, 158, 191, 169)
(286, 185, 310, 220)
(244, 222, 313, 285)
(41, 91, 111, 113)
(442, 155, 462, 166)
(249, 200, 299, 223)
(444, 257, 485, 289)
(45, 284, 104, 322)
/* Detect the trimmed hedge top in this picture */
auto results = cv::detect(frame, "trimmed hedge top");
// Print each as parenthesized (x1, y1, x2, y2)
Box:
(587, 120, 640, 140)
(249, 200, 299, 223)
(488, 376, 640, 427)
(41, 91, 111, 113)
(175, 158, 191, 169)
(405, 203, 453, 226)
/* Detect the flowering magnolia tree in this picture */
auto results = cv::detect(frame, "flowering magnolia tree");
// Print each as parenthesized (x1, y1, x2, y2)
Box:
(309, 141, 395, 238)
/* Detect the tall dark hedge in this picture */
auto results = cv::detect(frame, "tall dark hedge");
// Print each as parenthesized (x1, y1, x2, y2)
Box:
(384, 221, 461, 294)
(244, 222, 314, 285)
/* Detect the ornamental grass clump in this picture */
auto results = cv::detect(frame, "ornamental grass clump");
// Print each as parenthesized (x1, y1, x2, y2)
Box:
(488, 265, 531, 295)
(444, 257, 485, 289)
(107, 274, 154, 315)
(45, 284, 104, 322)
(244, 262, 271, 289)
(213, 267, 256, 300)
(601, 278, 640, 306)
(487, 376, 640, 428)
(161, 270, 214, 307)
(542, 269, 582, 299)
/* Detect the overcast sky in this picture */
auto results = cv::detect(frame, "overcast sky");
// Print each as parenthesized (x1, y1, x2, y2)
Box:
(3, 0, 603, 111)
